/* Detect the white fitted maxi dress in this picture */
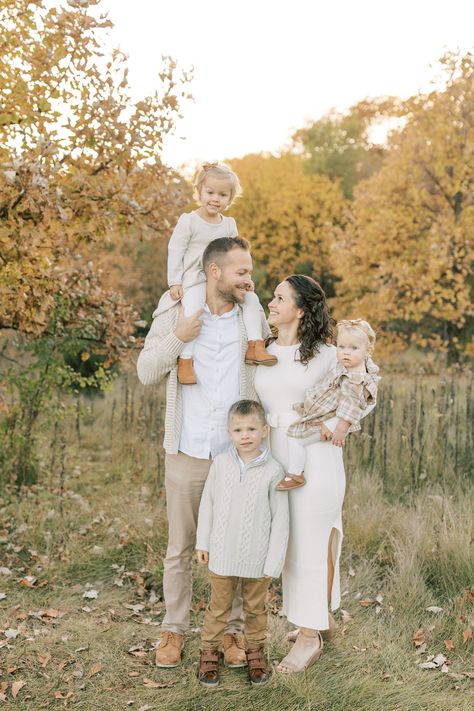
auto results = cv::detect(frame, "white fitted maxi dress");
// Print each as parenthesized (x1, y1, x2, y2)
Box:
(255, 341, 345, 630)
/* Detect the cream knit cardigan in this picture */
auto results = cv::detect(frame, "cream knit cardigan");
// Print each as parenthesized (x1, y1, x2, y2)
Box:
(136, 302, 270, 454)
(196, 447, 289, 578)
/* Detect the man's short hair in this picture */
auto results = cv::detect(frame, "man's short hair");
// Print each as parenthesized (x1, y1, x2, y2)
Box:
(228, 399, 267, 426)
(202, 236, 250, 272)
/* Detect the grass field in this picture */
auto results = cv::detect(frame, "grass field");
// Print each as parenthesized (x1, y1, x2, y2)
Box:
(0, 374, 473, 710)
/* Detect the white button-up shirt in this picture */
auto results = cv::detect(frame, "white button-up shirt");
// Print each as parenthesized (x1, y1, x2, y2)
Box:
(179, 304, 241, 459)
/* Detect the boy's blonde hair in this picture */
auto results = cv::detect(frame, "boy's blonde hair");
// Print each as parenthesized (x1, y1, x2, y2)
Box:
(228, 399, 266, 426)
(193, 161, 242, 206)
(336, 319, 376, 353)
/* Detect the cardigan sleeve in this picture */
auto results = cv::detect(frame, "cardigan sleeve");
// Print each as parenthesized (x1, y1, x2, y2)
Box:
(136, 305, 185, 386)
(195, 463, 216, 552)
(263, 466, 289, 578)
(167, 213, 193, 286)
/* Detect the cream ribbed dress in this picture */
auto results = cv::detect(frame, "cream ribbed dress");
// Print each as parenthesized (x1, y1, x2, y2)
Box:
(255, 341, 345, 630)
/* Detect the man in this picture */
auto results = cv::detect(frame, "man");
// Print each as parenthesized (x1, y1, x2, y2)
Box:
(137, 237, 270, 668)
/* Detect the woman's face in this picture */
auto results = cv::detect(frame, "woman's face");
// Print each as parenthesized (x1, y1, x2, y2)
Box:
(268, 280, 304, 328)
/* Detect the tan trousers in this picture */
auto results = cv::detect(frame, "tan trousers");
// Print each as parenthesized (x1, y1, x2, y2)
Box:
(161, 451, 244, 634)
(201, 573, 270, 650)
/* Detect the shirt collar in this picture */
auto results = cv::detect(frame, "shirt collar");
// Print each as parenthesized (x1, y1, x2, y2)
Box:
(230, 444, 269, 471)
(203, 303, 239, 319)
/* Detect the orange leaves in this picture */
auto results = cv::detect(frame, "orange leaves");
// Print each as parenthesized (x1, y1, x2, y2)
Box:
(412, 628, 426, 647)
(87, 661, 102, 677)
(0, 0, 192, 371)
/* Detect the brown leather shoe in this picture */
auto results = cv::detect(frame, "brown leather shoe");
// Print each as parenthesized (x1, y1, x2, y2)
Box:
(177, 357, 197, 385)
(155, 631, 184, 668)
(275, 473, 306, 491)
(198, 649, 220, 688)
(246, 647, 270, 685)
(223, 633, 247, 668)
(245, 340, 278, 366)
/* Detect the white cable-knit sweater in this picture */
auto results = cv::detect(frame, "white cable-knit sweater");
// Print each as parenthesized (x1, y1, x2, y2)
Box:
(196, 446, 289, 579)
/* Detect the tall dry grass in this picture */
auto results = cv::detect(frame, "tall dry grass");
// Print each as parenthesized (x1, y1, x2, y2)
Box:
(0, 373, 472, 710)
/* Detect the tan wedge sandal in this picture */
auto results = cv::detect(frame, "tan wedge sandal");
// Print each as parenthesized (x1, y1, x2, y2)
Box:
(287, 613, 337, 643)
(276, 630, 323, 674)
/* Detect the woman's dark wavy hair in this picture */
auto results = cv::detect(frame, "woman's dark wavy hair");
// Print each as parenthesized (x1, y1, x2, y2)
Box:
(285, 275, 333, 365)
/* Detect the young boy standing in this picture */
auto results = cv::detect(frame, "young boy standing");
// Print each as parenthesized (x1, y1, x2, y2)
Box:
(196, 400, 289, 687)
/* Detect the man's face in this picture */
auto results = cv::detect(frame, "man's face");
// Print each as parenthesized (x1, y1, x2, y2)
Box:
(214, 249, 253, 304)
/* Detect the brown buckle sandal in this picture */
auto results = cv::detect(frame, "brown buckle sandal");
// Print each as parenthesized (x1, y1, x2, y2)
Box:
(198, 649, 220, 688)
(246, 647, 270, 686)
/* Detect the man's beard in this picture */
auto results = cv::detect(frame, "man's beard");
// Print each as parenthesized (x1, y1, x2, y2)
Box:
(216, 282, 244, 304)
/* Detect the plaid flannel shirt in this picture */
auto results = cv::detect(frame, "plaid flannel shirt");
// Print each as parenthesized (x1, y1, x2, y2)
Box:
(287, 357, 380, 440)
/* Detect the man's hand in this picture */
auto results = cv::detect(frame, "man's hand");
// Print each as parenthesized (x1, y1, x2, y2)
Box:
(174, 306, 204, 343)
(196, 550, 209, 565)
(170, 284, 184, 301)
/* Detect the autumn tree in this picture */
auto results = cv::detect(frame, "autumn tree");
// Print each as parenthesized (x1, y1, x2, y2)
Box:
(293, 103, 388, 198)
(333, 53, 474, 362)
(0, 0, 191, 483)
(228, 153, 346, 303)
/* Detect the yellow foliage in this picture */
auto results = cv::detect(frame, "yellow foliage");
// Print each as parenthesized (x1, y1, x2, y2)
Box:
(332, 52, 474, 361)
(228, 153, 346, 301)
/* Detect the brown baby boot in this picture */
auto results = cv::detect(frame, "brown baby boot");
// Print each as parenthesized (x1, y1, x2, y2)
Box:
(245, 340, 278, 366)
(177, 357, 197, 385)
(275, 473, 306, 491)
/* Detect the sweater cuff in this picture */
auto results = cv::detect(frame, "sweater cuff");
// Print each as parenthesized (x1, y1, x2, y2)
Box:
(163, 331, 186, 358)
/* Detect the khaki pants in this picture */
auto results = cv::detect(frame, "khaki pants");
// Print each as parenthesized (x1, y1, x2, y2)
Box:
(161, 451, 244, 634)
(201, 573, 270, 650)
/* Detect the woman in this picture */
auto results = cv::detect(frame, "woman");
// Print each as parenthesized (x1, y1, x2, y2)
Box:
(255, 275, 344, 673)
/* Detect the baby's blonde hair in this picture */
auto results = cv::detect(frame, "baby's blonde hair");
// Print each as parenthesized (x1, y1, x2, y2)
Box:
(336, 319, 376, 353)
(193, 161, 242, 206)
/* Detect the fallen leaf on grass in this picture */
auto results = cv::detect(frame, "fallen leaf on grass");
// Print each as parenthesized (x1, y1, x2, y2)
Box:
(124, 604, 145, 614)
(54, 691, 73, 701)
(44, 608, 61, 618)
(11, 681, 26, 699)
(0, 568, 12, 576)
(0, 593, 7, 600)
(19, 576, 37, 588)
(426, 606, 443, 614)
(38, 652, 52, 668)
(418, 653, 447, 670)
(82, 589, 98, 599)
(463, 628, 472, 644)
(412, 628, 426, 647)
(88, 662, 102, 677)
(128, 672, 140, 677)
(340, 609, 353, 623)
(359, 599, 375, 607)
(58, 659, 75, 671)
(143, 678, 177, 689)
(444, 639, 455, 652)
(138, 705, 154, 711)
(4, 628, 19, 639)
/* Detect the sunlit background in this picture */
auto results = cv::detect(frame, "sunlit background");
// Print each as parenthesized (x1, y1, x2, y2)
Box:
(100, 0, 474, 169)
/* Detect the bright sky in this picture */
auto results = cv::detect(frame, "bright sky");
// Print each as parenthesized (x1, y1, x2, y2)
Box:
(99, 0, 473, 170)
